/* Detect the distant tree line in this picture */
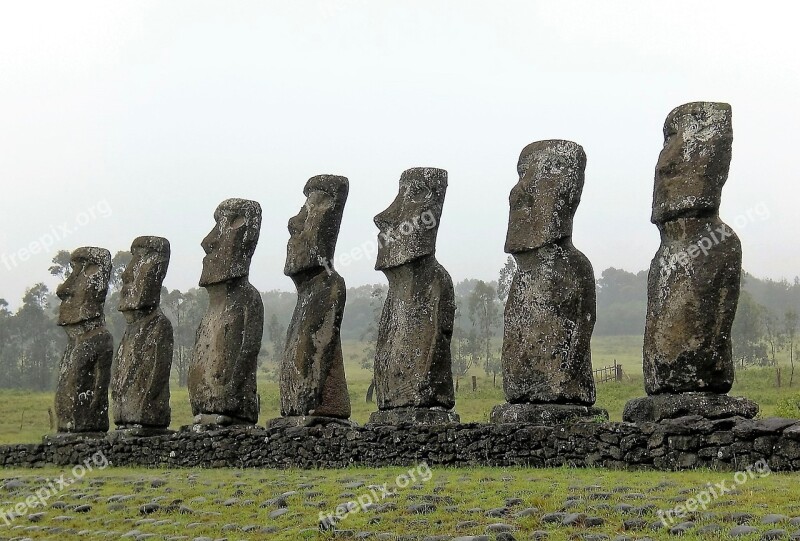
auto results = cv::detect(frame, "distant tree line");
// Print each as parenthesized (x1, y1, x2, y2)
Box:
(0, 252, 797, 390)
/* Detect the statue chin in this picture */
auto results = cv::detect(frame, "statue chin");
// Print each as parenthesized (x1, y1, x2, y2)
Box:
(284, 259, 322, 277)
(199, 267, 241, 287)
(58, 305, 102, 327)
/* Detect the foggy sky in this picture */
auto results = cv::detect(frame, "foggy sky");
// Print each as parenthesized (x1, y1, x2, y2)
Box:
(1, 1, 797, 308)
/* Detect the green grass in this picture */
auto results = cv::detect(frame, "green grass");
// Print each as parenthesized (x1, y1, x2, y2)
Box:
(1, 466, 799, 539)
(1, 336, 798, 444)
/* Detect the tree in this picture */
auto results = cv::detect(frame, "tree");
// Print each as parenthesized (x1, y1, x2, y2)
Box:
(360, 287, 385, 401)
(48, 250, 72, 280)
(497, 256, 516, 302)
(762, 309, 784, 365)
(266, 313, 285, 363)
(109, 251, 132, 291)
(732, 290, 768, 367)
(162, 288, 208, 387)
(785, 309, 798, 387)
(360, 287, 385, 371)
(7, 284, 63, 390)
(0, 299, 17, 386)
(594, 267, 648, 336)
(451, 325, 475, 391)
(467, 280, 501, 385)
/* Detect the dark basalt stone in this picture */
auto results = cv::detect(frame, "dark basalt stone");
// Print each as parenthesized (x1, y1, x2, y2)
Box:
(106, 427, 172, 441)
(640, 102, 741, 399)
(623, 393, 758, 422)
(276, 175, 351, 425)
(651, 102, 733, 224)
(10, 414, 800, 472)
(371, 168, 457, 423)
(497, 141, 601, 419)
(643, 216, 741, 394)
(53, 247, 114, 434)
(266, 415, 357, 429)
(368, 407, 460, 426)
(188, 199, 264, 425)
(111, 236, 173, 432)
(491, 403, 609, 424)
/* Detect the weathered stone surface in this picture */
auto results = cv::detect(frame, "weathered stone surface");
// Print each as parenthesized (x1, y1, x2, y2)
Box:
(506, 140, 587, 252)
(106, 427, 172, 440)
(265, 415, 356, 429)
(491, 403, 608, 424)
(368, 407, 459, 426)
(784, 424, 800, 441)
(371, 168, 457, 422)
(651, 102, 733, 224)
(277, 175, 351, 423)
(8, 413, 800, 471)
(111, 236, 174, 431)
(54, 247, 114, 434)
(189, 199, 264, 425)
(643, 217, 741, 394)
(499, 140, 598, 409)
(623, 393, 758, 422)
(642, 102, 741, 395)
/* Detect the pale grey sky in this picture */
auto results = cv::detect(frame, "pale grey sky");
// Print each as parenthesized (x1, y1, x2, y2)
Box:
(1, 1, 797, 307)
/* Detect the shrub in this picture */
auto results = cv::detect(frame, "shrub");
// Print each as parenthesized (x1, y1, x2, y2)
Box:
(774, 392, 800, 418)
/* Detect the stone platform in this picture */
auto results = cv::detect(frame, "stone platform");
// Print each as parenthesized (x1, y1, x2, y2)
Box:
(367, 407, 460, 426)
(5, 415, 799, 472)
(266, 415, 357, 429)
(623, 392, 759, 422)
(491, 403, 609, 424)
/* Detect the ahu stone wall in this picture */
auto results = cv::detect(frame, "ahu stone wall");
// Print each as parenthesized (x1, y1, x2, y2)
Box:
(2, 416, 800, 472)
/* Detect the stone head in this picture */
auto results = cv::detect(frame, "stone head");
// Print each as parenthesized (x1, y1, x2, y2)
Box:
(199, 198, 262, 286)
(374, 167, 446, 270)
(119, 236, 170, 312)
(652, 102, 733, 224)
(285, 175, 349, 276)
(56, 246, 112, 326)
(505, 140, 586, 253)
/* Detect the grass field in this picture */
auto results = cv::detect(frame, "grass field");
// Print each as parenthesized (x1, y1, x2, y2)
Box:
(1, 465, 800, 540)
(1, 336, 799, 445)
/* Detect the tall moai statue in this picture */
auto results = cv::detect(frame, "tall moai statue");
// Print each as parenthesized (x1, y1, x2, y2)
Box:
(624, 102, 758, 422)
(188, 199, 264, 426)
(491, 140, 607, 424)
(368, 167, 459, 425)
(111, 236, 174, 436)
(52, 247, 114, 438)
(268, 175, 353, 429)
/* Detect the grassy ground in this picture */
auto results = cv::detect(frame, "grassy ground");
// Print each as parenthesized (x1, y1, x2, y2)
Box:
(1, 336, 799, 444)
(1, 466, 799, 539)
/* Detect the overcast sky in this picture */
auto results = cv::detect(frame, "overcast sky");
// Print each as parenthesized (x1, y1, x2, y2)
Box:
(1, 2, 797, 308)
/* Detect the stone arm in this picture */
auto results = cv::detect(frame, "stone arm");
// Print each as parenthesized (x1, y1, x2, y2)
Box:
(147, 315, 174, 405)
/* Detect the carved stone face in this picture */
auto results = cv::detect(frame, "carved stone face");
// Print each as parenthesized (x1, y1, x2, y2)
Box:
(505, 140, 586, 254)
(119, 236, 170, 312)
(56, 247, 111, 326)
(374, 167, 446, 270)
(285, 175, 349, 276)
(199, 198, 261, 287)
(652, 102, 732, 225)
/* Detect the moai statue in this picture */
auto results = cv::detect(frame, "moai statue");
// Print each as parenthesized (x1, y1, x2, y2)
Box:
(52, 247, 113, 438)
(267, 175, 353, 429)
(111, 236, 174, 436)
(188, 199, 264, 426)
(368, 167, 459, 425)
(491, 140, 607, 424)
(624, 102, 758, 422)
